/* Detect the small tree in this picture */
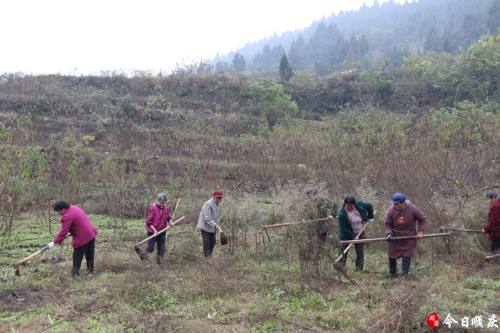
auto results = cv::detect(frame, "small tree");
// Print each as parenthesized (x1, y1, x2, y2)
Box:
(279, 54, 293, 82)
(249, 80, 300, 129)
(0, 115, 48, 237)
(232, 53, 247, 72)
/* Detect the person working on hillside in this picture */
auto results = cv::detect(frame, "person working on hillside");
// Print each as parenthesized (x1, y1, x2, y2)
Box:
(141, 192, 172, 266)
(337, 196, 374, 271)
(197, 189, 224, 259)
(483, 191, 500, 253)
(302, 186, 337, 244)
(384, 192, 426, 277)
(47, 201, 98, 277)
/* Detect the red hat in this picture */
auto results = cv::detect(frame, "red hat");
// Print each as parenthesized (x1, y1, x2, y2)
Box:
(213, 189, 224, 198)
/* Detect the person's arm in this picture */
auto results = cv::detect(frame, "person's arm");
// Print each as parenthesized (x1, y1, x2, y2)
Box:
(146, 205, 155, 227)
(484, 205, 500, 233)
(202, 203, 217, 228)
(384, 210, 393, 239)
(413, 206, 427, 238)
(53, 215, 72, 245)
(151, 226, 158, 236)
(364, 202, 374, 220)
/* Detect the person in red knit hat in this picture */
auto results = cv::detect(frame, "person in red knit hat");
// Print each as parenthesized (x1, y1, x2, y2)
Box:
(197, 189, 224, 259)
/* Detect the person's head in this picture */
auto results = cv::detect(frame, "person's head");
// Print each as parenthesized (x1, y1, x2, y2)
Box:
(52, 201, 70, 216)
(305, 186, 318, 201)
(485, 190, 498, 205)
(391, 192, 407, 209)
(344, 196, 356, 211)
(213, 189, 224, 204)
(157, 192, 168, 207)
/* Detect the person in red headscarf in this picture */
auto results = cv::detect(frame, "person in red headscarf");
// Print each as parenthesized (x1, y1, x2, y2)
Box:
(197, 189, 224, 259)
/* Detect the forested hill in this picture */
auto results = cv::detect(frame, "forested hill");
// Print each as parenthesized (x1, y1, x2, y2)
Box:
(215, 0, 500, 75)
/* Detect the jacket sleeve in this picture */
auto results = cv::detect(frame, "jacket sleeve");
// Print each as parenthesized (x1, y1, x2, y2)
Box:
(384, 210, 393, 235)
(363, 202, 374, 220)
(146, 206, 155, 227)
(53, 215, 72, 244)
(484, 205, 500, 233)
(413, 206, 427, 232)
(202, 203, 217, 228)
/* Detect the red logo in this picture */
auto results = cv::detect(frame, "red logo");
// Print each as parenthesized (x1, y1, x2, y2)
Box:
(426, 312, 439, 329)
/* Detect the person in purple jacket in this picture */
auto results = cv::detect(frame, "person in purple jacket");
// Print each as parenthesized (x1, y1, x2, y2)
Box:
(142, 193, 172, 266)
(47, 201, 98, 277)
(384, 193, 426, 277)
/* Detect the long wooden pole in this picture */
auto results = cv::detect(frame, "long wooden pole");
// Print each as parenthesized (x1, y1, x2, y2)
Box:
(442, 227, 483, 233)
(134, 216, 185, 247)
(171, 198, 180, 220)
(485, 253, 500, 260)
(340, 232, 452, 245)
(14, 246, 49, 267)
(15, 233, 70, 268)
(262, 217, 330, 230)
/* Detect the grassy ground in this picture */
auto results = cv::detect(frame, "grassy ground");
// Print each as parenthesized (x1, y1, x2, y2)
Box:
(0, 214, 499, 333)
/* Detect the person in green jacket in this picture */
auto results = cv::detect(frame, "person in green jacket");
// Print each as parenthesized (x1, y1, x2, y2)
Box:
(303, 186, 338, 244)
(337, 196, 374, 271)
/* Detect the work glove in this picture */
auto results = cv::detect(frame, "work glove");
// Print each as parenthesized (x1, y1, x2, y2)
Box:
(47, 241, 55, 249)
(386, 233, 393, 241)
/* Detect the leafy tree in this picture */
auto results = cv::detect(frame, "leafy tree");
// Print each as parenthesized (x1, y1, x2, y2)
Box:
(232, 53, 247, 72)
(279, 54, 293, 82)
(249, 80, 300, 128)
(0, 115, 48, 236)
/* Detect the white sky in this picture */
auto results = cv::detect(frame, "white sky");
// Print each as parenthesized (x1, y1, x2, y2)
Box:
(1, 0, 404, 75)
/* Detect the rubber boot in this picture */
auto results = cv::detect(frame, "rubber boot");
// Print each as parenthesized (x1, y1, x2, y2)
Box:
(72, 267, 80, 277)
(401, 257, 411, 276)
(389, 258, 397, 278)
(86, 265, 95, 275)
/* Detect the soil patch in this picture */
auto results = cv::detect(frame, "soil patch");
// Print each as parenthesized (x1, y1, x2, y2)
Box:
(0, 289, 58, 312)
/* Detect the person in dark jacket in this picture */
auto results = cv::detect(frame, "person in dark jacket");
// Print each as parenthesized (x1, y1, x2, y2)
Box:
(337, 196, 374, 271)
(142, 192, 172, 266)
(48, 201, 98, 277)
(483, 191, 500, 253)
(384, 192, 426, 277)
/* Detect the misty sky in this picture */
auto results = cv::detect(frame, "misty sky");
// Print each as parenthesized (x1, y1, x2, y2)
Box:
(1, 0, 407, 75)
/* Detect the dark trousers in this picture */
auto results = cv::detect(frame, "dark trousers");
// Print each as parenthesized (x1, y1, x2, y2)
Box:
(389, 257, 411, 276)
(73, 238, 95, 275)
(492, 239, 500, 252)
(146, 232, 166, 257)
(340, 243, 364, 270)
(201, 230, 216, 258)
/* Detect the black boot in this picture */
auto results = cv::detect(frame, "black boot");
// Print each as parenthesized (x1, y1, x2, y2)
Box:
(86, 265, 95, 275)
(72, 268, 80, 277)
(389, 258, 397, 277)
(401, 257, 411, 276)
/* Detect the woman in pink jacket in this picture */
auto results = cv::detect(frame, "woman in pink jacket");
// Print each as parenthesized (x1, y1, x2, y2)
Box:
(142, 193, 172, 266)
(47, 201, 98, 277)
